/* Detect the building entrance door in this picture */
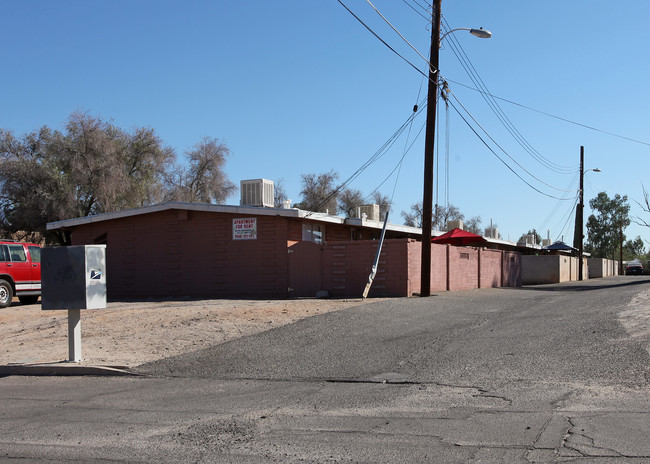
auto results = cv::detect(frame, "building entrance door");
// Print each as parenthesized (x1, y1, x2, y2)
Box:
(288, 241, 322, 297)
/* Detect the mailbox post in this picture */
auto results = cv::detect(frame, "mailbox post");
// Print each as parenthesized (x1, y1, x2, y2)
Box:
(42, 245, 107, 362)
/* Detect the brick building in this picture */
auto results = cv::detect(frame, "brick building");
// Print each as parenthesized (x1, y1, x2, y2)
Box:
(47, 202, 521, 300)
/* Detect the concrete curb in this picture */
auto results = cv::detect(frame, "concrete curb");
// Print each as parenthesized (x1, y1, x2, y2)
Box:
(0, 363, 136, 377)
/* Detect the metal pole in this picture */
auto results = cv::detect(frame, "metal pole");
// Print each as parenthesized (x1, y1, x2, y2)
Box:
(362, 212, 390, 299)
(68, 309, 82, 362)
(420, 0, 441, 297)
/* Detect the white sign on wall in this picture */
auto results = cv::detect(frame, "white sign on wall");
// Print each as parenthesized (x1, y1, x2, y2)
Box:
(233, 217, 257, 240)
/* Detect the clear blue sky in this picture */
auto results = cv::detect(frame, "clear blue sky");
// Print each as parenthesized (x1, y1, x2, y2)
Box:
(2, 0, 649, 246)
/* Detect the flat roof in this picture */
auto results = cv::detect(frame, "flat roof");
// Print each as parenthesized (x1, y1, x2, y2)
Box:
(46, 201, 422, 235)
(46, 201, 521, 248)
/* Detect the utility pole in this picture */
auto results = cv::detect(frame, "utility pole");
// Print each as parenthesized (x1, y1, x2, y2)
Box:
(420, 0, 441, 297)
(576, 146, 585, 280)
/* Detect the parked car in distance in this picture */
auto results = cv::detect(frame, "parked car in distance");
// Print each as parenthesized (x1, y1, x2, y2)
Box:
(625, 260, 644, 275)
(0, 240, 41, 308)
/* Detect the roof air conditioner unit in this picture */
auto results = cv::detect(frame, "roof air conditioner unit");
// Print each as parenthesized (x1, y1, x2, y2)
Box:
(485, 227, 499, 239)
(447, 219, 464, 231)
(357, 204, 380, 221)
(240, 179, 274, 208)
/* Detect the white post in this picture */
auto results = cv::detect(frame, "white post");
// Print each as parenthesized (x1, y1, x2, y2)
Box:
(68, 309, 82, 362)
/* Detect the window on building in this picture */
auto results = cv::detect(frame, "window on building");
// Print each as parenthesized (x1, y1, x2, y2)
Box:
(302, 223, 324, 244)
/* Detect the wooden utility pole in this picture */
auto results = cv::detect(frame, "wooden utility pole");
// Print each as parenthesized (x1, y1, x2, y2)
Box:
(420, 0, 441, 297)
(577, 146, 584, 280)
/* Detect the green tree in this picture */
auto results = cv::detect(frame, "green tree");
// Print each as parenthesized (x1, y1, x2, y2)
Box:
(0, 113, 175, 244)
(518, 229, 542, 245)
(0, 112, 235, 244)
(623, 236, 646, 261)
(585, 192, 631, 260)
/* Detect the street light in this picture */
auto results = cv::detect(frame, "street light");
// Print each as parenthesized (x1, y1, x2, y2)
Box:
(420, 0, 491, 297)
(440, 27, 492, 42)
(574, 145, 601, 281)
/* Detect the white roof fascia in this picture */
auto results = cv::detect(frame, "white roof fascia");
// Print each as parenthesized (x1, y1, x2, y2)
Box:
(47, 202, 347, 231)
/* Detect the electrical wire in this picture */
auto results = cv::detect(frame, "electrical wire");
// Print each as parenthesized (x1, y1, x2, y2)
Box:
(366, 118, 427, 205)
(401, 0, 430, 21)
(553, 198, 579, 243)
(365, 0, 432, 70)
(306, 98, 428, 216)
(448, 88, 574, 193)
(336, 0, 434, 79)
(441, 19, 576, 174)
(446, 78, 650, 148)
(537, 173, 579, 234)
(446, 96, 574, 200)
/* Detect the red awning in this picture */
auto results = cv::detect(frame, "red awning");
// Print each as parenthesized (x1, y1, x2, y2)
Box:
(431, 228, 487, 246)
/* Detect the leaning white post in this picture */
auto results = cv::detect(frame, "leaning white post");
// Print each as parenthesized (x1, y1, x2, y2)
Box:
(68, 309, 82, 362)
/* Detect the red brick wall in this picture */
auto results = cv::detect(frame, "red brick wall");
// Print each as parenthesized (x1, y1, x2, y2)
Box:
(502, 251, 522, 287)
(71, 210, 289, 299)
(448, 247, 479, 290)
(322, 239, 411, 298)
(69, 210, 522, 299)
(479, 249, 502, 288)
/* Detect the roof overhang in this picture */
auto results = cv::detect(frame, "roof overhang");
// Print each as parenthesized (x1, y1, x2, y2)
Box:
(46, 202, 416, 234)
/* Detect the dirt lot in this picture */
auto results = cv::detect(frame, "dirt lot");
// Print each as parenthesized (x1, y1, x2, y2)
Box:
(0, 298, 373, 368)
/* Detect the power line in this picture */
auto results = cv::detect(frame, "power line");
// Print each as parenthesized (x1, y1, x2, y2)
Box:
(336, 0, 433, 80)
(441, 18, 576, 174)
(537, 173, 579, 233)
(306, 99, 427, 216)
(365, 0, 431, 70)
(446, 96, 574, 201)
(401, 0, 430, 21)
(446, 78, 650, 148)
(448, 88, 574, 193)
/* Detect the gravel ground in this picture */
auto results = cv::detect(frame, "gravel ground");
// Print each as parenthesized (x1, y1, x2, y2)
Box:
(0, 298, 373, 368)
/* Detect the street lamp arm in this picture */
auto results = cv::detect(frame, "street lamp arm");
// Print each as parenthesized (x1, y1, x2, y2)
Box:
(439, 27, 492, 45)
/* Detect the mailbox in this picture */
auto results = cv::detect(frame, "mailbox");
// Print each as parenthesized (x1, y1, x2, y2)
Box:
(42, 245, 107, 310)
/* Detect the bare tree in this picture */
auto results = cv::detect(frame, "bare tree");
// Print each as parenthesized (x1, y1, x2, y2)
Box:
(402, 202, 464, 230)
(164, 137, 236, 204)
(294, 170, 338, 213)
(371, 192, 391, 221)
(434, 204, 464, 231)
(401, 202, 423, 227)
(634, 183, 650, 229)
(273, 179, 288, 208)
(338, 188, 364, 218)
(465, 216, 482, 235)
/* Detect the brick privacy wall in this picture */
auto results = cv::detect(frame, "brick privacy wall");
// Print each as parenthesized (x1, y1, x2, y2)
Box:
(405, 241, 448, 293)
(407, 242, 521, 294)
(448, 247, 479, 291)
(322, 239, 411, 298)
(479, 249, 502, 288)
(71, 210, 289, 299)
(502, 252, 522, 287)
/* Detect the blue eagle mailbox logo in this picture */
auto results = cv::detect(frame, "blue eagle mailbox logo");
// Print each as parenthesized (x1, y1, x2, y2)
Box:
(90, 269, 102, 281)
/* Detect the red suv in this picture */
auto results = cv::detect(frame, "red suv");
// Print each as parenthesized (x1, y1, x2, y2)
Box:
(0, 241, 41, 307)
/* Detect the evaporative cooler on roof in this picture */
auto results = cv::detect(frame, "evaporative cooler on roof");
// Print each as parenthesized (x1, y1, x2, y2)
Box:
(240, 179, 274, 208)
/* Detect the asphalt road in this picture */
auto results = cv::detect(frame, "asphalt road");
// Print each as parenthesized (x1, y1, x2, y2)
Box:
(2, 277, 650, 463)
